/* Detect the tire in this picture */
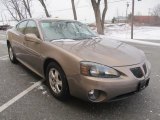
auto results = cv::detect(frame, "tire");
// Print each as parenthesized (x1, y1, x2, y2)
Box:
(46, 62, 70, 101)
(8, 43, 18, 64)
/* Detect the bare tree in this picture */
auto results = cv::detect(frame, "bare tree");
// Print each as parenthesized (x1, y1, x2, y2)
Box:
(1, 0, 27, 21)
(22, 0, 32, 18)
(91, 0, 108, 34)
(152, 4, 160, 17)
(71, 0, 77, 20)
(38, 0, 50, 17)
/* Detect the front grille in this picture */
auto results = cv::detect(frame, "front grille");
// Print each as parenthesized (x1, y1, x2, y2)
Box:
(130, 67, 144, 78)
(143, 63, 147, 74)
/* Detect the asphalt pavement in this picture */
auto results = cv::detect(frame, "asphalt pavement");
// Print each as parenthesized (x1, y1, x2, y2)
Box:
(0, 31, 160, 120)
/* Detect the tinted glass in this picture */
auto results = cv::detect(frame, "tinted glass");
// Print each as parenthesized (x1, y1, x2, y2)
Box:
(17, 21, 28, 34)
(25, 21, 39, 38)
(40, 21, 97, 41)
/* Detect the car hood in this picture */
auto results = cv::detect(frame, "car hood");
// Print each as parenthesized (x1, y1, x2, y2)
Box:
(51, 38, 145, 67)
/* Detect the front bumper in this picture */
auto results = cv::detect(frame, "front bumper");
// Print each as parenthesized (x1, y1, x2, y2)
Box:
(67, 61, 151, 102)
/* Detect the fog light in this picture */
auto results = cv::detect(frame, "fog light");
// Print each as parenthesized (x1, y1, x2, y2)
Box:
(88, 89, 100, 100)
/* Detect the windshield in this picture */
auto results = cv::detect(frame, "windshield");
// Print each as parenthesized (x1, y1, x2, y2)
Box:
(40, 20, 97, 41)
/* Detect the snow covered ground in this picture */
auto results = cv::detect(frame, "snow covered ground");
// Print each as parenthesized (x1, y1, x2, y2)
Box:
(104, 24, 160, 41)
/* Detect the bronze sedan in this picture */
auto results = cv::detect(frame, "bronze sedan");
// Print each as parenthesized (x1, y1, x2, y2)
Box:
(6, 19, 151, 102)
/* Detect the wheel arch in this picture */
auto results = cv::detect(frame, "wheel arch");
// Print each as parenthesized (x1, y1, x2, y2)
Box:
(43, 58, 65, 78)
(43, 57, 70, 94)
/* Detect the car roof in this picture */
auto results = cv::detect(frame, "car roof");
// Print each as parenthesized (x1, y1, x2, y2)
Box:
(23, 18, 76, 22)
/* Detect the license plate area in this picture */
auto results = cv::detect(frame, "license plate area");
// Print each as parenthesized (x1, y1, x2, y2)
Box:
(137, 78, 150, 91)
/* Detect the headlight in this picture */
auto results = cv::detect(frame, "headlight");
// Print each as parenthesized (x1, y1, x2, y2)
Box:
(80, 62, 120, 78)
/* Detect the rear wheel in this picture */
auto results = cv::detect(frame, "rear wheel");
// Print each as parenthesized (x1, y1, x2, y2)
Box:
(46, 62, 70, 101)
(8, 43, 18, 64)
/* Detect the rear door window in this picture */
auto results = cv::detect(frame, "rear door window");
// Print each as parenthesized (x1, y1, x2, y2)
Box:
(17, 21, 28, 34)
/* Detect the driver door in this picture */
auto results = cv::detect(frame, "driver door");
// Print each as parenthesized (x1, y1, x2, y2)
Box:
(23, 20, 43, 75)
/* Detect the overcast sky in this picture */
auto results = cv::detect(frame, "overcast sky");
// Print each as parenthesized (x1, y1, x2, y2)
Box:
(1, 0, 160, 23)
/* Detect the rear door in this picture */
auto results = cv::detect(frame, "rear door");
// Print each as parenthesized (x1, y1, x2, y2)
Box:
(23, 20, 43, 75)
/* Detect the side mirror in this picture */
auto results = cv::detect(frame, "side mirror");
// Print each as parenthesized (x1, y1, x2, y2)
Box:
(25, 33, 41, 44)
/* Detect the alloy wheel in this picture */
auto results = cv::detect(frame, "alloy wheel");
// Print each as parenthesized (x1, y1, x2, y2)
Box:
(9, 46, 14, 61)
(49, 68, 63, 94)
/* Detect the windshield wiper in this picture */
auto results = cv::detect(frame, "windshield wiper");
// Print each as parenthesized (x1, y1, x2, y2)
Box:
(49, 37, 95, 41)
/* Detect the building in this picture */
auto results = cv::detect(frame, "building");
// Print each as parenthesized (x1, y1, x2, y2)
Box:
(114, 16, 127, 23)
(134, 16, 160, 26)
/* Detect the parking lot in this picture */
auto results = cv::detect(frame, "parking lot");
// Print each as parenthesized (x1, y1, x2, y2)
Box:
(0, 31, 160, 120)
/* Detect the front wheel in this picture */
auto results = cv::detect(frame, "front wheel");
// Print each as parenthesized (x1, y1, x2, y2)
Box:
(46, 62, 70, 101)
(8, 44, 18, 64)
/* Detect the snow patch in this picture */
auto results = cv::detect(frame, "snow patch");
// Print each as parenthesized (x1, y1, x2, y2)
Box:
(37, 85, 49, 95)
(104, 36, 160, 46)
(51, 39, 75, 42)
(37, 85, 45, 90)
(42, 91, 47, 95)
(0, 40, 6, 45)
(105, 24, 160, 41)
